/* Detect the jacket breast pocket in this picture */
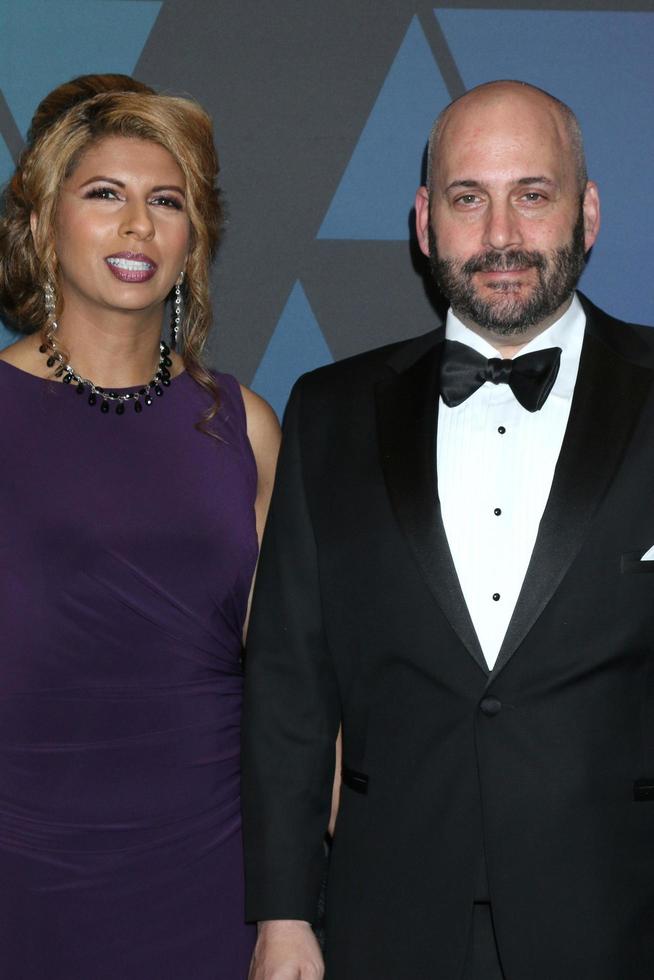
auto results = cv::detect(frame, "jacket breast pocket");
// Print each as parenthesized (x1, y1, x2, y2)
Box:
(634, 779, 654, 801)
(621, 550, 654, 574)
(638, 657, 654, 798)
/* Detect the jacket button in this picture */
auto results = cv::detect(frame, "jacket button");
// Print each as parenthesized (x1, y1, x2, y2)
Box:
(479, 697, 502, 716)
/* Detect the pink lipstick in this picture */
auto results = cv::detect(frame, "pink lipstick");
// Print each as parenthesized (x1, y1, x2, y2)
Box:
(105, 252, 157, 283)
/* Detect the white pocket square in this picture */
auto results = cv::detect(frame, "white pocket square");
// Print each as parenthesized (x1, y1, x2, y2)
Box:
(641, 545, 654, 560)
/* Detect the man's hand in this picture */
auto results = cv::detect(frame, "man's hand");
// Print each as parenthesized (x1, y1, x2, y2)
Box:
(248, 920, 324, 980)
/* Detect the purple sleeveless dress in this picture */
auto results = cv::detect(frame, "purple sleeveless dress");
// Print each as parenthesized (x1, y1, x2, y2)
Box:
(0, 362, 257, 978)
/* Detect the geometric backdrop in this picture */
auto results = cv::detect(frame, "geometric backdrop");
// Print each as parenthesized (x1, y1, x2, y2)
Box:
(1, 0, 653, 418)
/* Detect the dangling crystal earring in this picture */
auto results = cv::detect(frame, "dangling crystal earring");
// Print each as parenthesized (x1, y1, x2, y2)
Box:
(44, 280, 57, 329)
(171, 275, 183, 350)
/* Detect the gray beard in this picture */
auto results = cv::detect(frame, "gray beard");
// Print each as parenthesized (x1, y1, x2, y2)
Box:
(428, 204, 587, 336)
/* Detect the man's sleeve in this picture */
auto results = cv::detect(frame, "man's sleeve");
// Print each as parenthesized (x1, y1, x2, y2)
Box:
(241, 378, 341, 923)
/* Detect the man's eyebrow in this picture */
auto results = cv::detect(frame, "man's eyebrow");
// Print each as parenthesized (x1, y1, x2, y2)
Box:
(444, 176, 558, 193)
(444, 180, 481, 192)
(516, 176, 556, 186)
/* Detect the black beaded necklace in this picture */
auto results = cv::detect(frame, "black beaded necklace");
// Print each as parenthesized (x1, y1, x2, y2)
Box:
(39, 336, 173, 415)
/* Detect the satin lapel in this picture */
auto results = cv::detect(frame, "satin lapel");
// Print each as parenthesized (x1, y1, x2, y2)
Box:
(375, 342, 488, 675)
(490, 330, 653, 683)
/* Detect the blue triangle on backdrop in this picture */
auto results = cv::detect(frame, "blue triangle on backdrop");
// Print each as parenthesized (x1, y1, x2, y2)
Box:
(251, 281, 333, 420)
(318, 16, 449, 241)
(0, 1, 162, 137)
(435, 8, 654, 327)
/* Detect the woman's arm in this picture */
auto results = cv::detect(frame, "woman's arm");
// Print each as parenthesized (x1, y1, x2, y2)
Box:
(240, 385, 282, 637)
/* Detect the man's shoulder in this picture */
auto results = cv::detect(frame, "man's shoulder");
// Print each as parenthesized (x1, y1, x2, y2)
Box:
(580, 293, 654, 369)
(293, 327, 443, 399)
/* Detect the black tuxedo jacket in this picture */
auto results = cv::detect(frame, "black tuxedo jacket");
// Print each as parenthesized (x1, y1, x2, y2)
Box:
(242, 295, 654, 980)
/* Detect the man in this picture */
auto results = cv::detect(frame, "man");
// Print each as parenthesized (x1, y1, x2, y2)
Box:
(242, 81, 654, 979)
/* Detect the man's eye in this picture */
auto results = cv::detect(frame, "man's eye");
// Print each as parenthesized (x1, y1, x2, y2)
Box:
(522, 192, 545, 202)
(456, 194, 479, 205)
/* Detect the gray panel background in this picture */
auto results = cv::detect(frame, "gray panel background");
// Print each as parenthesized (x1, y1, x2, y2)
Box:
(140, 1, 443, 380)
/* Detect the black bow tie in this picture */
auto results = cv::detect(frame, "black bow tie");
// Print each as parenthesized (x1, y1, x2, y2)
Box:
(440, 340, 562, 412)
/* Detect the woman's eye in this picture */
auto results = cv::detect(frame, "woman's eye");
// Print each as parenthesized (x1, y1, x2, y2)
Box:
(85, 187, 119, 200)
(150, 196, 183, 210)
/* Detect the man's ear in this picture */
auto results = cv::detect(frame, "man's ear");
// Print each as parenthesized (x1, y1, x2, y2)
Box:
(415, 187, 431, 258)
(582, 181, 600, 253)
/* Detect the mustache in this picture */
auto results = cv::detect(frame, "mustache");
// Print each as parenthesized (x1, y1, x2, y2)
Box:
(461, 249, 546, 275)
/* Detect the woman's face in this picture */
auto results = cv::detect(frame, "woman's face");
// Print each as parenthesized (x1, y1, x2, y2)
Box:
(50, 135, 191, 325)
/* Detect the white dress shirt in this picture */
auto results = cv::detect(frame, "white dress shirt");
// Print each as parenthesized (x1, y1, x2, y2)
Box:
(436, 293, 586, 669)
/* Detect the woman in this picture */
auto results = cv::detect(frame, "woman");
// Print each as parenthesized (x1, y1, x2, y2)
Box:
(0, 80, 280, 978)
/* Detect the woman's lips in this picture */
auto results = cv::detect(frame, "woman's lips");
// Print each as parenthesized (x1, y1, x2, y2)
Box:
(105, 253, 158, 283)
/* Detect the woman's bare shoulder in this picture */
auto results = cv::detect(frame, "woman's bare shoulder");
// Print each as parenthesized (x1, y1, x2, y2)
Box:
(239, 385, 281, 448)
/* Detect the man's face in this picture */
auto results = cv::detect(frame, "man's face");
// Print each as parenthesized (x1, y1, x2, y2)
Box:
(415, 87, 600, 337)
(427, 203, 586, 335)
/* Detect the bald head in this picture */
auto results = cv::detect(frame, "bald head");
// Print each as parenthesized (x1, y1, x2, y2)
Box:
(414, 77, 601, 345)
(426, 81, 587, 194)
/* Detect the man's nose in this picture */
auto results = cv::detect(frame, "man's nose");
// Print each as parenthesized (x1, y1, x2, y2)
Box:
(482, 200, 523, 251)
